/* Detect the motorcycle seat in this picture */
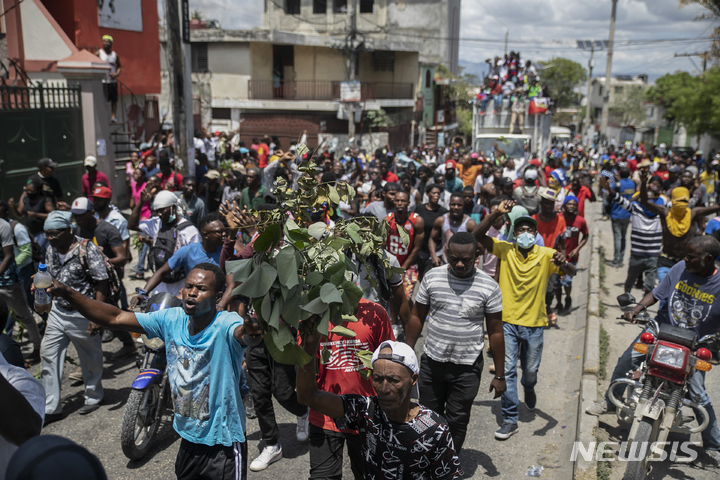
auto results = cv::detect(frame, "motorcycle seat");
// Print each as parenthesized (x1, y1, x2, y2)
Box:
(657, 323, 696, 350)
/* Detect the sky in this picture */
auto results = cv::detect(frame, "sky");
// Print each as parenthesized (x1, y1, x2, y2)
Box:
(182, 0, 715, 82)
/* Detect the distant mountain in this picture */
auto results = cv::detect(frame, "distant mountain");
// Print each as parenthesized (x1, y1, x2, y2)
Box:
(458, 59, 489, 80)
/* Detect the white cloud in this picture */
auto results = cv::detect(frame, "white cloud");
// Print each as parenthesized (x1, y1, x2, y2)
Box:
(184, 0, 714, 79)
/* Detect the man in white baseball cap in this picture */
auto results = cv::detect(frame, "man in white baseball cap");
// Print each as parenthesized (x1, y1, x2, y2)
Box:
(81, 155, 109, 197)
(297, 324, 463, 479)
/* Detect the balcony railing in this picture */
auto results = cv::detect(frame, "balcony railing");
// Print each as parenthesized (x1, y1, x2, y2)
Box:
(248, 80, 413, 101)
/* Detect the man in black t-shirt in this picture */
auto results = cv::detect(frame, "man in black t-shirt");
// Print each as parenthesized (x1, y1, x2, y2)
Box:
(71, 198, 136, 359)
(28, 158, 69, 210)
(297, 330, 463, 480)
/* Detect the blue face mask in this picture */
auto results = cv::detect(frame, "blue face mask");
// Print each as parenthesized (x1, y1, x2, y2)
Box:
(516, 232, 535, 249)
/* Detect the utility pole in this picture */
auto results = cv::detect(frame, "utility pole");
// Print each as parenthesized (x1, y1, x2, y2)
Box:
(165, 0, 195, 175)
(347, 0, 357, 146)
(674, 52, 709, 75)
(504, 30, 508, 57)
(599, 0, 617, 139)
(585, 44, 594, 138)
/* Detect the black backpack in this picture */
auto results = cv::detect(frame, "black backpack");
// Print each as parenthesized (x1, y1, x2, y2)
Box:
(148, 221, 195, 284)
(519, 186, 540, 216)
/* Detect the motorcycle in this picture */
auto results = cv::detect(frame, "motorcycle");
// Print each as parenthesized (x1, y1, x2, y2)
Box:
(120, 292, 183, 460)
(608, 293, 720, 479)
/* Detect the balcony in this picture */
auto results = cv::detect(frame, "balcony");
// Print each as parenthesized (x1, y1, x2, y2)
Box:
(248, 80, 413, 101)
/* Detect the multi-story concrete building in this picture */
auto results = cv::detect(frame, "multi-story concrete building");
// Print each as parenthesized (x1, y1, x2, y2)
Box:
(161, 0, 462, 150)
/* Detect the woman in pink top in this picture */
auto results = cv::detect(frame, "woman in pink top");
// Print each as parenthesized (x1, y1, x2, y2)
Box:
(130, 169, 153, 220)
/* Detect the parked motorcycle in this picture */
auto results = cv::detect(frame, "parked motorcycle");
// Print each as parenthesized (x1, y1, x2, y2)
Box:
(120, 292, 182, 460)
(608, 293, 720, 479)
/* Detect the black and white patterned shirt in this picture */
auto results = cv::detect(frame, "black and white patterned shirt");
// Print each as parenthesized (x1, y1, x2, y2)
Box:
(45, 237, 108, 311)
(336, 395, 463, 480)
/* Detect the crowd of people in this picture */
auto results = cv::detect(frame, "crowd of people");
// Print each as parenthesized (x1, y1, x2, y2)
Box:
(2, 126, 720, 479)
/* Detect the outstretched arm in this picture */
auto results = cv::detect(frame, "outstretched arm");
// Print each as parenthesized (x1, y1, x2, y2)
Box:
(638, 171, 667, 217)
(48, 279, 145, 332)
(296, 319, 345, 418)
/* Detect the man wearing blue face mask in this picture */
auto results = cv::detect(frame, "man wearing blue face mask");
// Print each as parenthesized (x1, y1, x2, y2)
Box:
(473, 199, 576, 440)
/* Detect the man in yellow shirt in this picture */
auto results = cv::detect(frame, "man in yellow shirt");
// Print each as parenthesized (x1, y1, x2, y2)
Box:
(473, 199, 576, 440)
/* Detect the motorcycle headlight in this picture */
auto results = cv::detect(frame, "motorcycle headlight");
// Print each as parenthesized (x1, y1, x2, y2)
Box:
(652, 344, 687, 369)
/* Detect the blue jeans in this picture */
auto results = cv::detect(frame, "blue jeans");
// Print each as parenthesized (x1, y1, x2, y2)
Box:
(136, 243, 149, 276)
(611, 218, 630, 264)
(657, 265, 671, 284)
(605, 333, 720, 451)
(494, 94, 504, 111)
(501, 323, 544, 424)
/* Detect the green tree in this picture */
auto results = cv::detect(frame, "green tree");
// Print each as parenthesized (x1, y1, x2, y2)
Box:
(610, 85, 648, 125)
(680, 1, 719, 64)
(538, 57, 587, 109)
(646, 68, 719, 137)
(434, 64, 481, 138)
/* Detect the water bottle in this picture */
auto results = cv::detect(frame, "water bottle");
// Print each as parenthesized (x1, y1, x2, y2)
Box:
(34, 264, 53, 314)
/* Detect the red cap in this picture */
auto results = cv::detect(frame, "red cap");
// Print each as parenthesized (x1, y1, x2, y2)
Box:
(610, 155, 617, 159)
(214, 131, 221, 136)
(91, 186, 112, 199)
(529, 159, 541, 167)
(445, 160, 457, 170)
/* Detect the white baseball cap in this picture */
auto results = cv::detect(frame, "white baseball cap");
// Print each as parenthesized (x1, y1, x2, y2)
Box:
(524, 169, 538, 180)
(70, 197, 94, 214)
(84, 155, 98, 167)
(152, 190, 179, 210)
(371, 341, 419, 374)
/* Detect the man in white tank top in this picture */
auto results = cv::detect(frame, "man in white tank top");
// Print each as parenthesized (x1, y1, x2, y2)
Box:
(428, 192, 477, 265)
(97, 35, 122, 123)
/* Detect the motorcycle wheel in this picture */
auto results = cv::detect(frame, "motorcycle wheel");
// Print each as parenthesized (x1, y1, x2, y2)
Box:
(120, 385, 162, 460)
(623, 418, 654, 480)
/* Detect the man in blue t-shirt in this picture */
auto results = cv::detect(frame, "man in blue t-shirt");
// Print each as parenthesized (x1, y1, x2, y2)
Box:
(47, 263, 262, 478)
(587, 236, 720, 464)
(607, 167, 636, 267)
(137, 212, 226, 300)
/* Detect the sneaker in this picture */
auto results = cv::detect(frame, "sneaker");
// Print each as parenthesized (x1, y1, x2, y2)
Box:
(585, 400, 610, 416)
(296, 409, 309, 442)
(68, 367, 83, 383)
(24, 348, 41, 364)
(130, 273, 144, 280)
(111, 344, 138, 361)
(250, 444, 283, 472)
(480, 110, 486, 116)
(563, 298, 573, 314)
(78, 404, 100, 415)
(243, 394, 257, 419)
(525, 389, 537, 411)
(495, 422, 518, 440)
(43, 412, 64, 426)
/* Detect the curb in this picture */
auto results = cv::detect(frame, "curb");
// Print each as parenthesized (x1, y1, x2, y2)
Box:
(574, 228, 601, 479)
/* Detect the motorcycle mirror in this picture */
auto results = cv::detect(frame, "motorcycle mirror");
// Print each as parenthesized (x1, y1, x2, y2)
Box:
(617, 292, 636, 308)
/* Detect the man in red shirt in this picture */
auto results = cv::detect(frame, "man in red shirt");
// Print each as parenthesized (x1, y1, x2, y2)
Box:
(257, 136, 271, 169)
(555, 195, 588, 313)
(532, 188, 566, 250)
(564, 174, 596, 218)
(157, 157, 183, 192)
(307, 298, 394, 479)
(379, 159, 399, 183)
(81, 156, 110, 197)
(385, 191, 425, 300)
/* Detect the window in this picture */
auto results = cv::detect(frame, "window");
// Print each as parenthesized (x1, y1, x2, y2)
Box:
(360, 0, 374, 13)
(212, 108, 231, 120)
(313, 0, 327, 14)
(285, 0, 301, 14)
(372, 51, 394, 71)
(333, 0, 347, 13)
(614, 85, 623, 94)
(191, 43, 208, 73)
(425, 70, 432, 89)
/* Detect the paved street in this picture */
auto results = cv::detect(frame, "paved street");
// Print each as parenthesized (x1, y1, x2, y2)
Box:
(594, 212, 720, 480)
(20, 230, 592, 479)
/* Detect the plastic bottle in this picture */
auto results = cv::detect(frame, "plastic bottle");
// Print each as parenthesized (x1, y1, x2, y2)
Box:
(34, 264, 53, 314)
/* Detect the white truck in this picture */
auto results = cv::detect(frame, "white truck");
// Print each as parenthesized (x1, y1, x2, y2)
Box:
(471, 98, 553, 160)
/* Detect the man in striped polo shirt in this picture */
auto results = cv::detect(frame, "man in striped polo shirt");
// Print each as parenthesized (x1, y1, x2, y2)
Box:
(411, 232, 506, 452)
(599, 175, 664, 295)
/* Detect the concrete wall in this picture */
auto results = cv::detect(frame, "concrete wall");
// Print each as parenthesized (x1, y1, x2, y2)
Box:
(21, 0, 74, 61)
(251, 42, 273, 81)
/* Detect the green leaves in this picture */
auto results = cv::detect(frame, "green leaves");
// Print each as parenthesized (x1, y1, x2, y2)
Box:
(254, 223, 283, 252)
(306, 271, 323, 286)
(330, 325, 356, 337)
(397, 224, 409, 248)
(233, 263, 277, 298)
(227, 258, 254, 283)
(301, 297, 328, 315)
(275, 246, 299, 289)
(264, 331, 312, 366)
(308, 222, 327, 240)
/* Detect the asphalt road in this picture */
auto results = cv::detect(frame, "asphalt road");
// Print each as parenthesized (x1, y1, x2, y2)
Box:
(594, 210, 720, 480)
(19, 229, 593, 479)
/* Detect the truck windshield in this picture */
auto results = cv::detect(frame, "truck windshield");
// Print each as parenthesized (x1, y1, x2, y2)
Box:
(475, 137, 528, 159)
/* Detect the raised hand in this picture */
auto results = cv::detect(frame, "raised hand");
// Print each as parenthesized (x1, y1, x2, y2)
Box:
(497, 199, 516, 215)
